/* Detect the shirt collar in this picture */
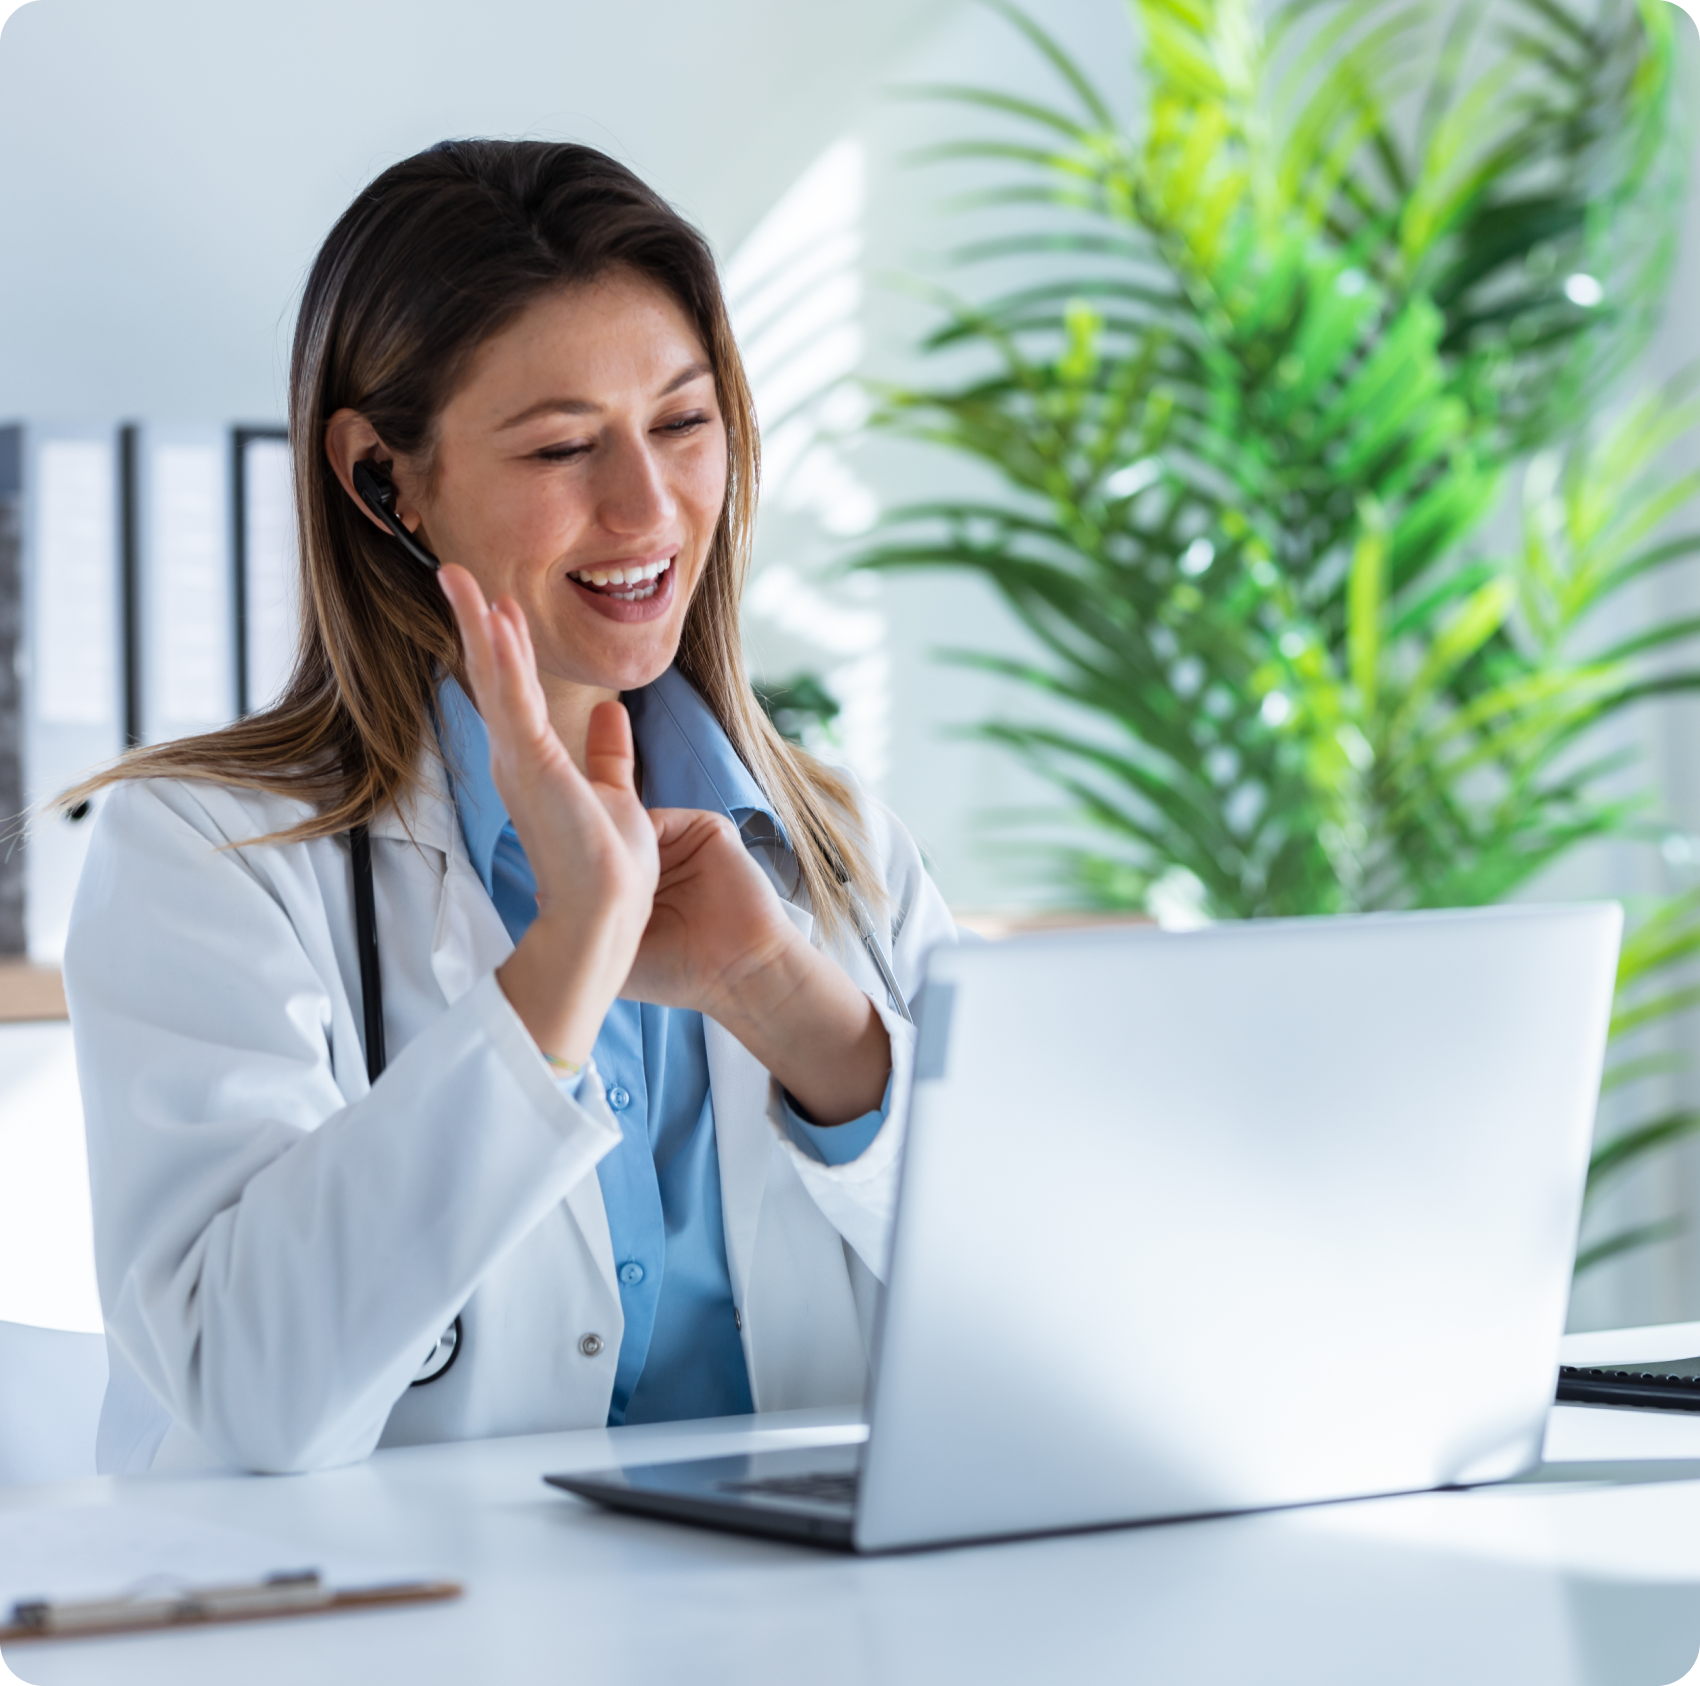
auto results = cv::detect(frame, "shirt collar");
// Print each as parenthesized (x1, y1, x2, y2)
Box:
(625, 668, 780, 832)
(435, 668, 786, 894)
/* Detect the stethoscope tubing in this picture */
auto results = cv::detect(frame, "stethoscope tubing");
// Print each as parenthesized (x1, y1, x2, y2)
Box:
(351, 824, 461, 1388)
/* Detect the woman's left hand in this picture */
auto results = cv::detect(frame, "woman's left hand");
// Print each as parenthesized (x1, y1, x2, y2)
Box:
(622, 810, 795, 1017)
(624, 810, 893, 1126)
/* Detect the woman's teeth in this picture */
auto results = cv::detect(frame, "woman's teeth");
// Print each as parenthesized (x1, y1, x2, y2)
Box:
(571, 557, 671, 601)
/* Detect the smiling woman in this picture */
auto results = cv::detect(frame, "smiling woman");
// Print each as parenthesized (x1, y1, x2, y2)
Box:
(333, 277, 723, 659)
(70, 142, 873, 943)
(54, 141, 957, 1475)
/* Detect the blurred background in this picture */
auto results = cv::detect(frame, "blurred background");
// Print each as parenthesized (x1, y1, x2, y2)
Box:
(2, 0, 1699, 1348)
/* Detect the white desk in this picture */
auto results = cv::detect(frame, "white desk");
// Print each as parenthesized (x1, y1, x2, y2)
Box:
(9, 1348, 1700, 1686)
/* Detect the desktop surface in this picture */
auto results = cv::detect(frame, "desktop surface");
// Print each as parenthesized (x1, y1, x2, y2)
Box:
(2, 1390, 1700, 1686)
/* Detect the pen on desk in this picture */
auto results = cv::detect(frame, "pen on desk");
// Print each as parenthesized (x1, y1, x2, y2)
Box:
(10, 1570, 329, 1634)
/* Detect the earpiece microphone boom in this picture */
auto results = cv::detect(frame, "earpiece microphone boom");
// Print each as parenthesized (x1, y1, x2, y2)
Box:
(352, 459, 441, 572)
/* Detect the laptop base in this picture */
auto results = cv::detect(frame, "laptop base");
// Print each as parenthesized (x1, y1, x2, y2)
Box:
(546, 1444, 859, 1550)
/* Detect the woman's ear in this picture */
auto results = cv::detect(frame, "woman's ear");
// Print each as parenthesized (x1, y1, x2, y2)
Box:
(325, 409, 424, 537)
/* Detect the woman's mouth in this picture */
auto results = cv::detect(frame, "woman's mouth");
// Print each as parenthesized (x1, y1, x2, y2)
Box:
(565, 552, 680, 623)
(569, 555, 671, 603)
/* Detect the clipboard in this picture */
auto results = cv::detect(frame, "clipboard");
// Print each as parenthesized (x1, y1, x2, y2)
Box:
(0, 1506, 461, 1645)
(0, 1573, 462, 1643)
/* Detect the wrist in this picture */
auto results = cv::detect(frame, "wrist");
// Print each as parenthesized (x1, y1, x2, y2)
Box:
(700, 923, 816, 1036)
(708, 934, 893, 1126)
(497, 909, 632, 1064)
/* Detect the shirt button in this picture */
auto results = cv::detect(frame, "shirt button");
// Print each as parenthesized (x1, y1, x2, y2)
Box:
(619, 1261, 646, 1286)
(578, 1333, 604, 1357)
(608, 1086, 631, 1111)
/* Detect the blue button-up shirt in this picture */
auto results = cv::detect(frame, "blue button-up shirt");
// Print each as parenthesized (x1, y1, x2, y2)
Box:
(437, 669, 886, 1425)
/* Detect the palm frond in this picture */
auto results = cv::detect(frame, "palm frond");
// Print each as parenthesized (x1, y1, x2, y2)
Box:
(857, 0, 1700, 1271)
(1575, 1218, 1684, 1276)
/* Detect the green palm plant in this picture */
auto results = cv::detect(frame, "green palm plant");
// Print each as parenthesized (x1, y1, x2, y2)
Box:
(856, 0, 1700, 1273)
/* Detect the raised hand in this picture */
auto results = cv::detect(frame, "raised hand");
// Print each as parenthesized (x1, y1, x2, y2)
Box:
(437, 561, 887, 1121)
(437, 564, 658, 1065)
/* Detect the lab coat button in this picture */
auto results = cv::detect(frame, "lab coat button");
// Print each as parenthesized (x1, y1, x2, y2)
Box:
(619, 1261, 645, 1286)
(578, 1333, 604, 1357)
(608, 1085, 631, 1110)
(733, 1307, 743, 1331)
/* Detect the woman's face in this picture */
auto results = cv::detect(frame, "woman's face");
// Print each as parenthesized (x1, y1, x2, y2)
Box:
(404, 269, 729, 697)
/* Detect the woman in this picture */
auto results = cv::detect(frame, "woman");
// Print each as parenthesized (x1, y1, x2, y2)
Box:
(63, 140, 954, 1476)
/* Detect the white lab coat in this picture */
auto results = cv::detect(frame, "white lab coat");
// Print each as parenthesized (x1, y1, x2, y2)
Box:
(64, 755, 955, 1475)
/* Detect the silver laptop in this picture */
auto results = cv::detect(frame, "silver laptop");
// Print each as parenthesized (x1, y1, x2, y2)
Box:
(548, 903, 1621, 1552)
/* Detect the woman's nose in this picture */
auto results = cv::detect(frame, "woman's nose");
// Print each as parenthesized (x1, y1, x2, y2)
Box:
(595, 433, 676, 538)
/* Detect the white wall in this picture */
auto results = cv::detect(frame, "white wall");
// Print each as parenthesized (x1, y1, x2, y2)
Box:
(0, 0, 957, 421)
(0, 1023, 97, 1332)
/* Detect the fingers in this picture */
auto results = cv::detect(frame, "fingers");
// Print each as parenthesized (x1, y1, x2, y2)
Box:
(583, 699, 637, 795)
(648, 809, 751, 897)
(438, 566, 553, 756)
(437, 564, 492, 685)
(438, 564, 506, 725)
(649, 807, 736, 853)
(484, 597, 552, 745)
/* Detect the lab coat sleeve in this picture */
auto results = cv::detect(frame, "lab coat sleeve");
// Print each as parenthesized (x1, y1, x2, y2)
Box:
(764, 797, 959, 1279)
(65, 780, 622, 1475)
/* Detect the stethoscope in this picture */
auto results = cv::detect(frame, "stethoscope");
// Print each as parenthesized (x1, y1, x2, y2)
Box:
(347, 823, 911, 1390)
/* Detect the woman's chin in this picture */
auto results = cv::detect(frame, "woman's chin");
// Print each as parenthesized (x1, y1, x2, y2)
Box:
(542, 562, 696, 690)
(544, 620, 687, 696)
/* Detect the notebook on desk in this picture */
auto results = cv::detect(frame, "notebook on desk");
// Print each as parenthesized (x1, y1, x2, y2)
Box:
(549, 904, 1622, 1553)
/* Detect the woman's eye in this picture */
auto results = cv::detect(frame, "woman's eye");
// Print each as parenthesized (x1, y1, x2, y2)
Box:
(659, 414, 710, 436)
(535, 444, 590, 462)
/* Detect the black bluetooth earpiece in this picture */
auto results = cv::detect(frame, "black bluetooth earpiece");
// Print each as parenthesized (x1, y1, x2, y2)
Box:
(352, 459, 440, 573)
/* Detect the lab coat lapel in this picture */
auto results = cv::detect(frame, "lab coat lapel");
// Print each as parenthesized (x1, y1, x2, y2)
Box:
(705, 1016, 772, 1312)
(430, 852, 512, 1007)
(364, 753, 514, 1008)
(421, 782, 513, 1009)
(564, 1159, 619, 1303)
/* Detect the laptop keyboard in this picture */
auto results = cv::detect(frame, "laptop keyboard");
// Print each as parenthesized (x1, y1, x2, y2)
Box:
(1557, 1363, 1700, 1410)
(716, 1471, 860, 1507)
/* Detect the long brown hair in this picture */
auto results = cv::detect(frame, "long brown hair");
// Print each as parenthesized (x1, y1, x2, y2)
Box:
(67, 140, 875, 933)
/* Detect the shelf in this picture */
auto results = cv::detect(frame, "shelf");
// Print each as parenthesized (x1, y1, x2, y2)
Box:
(0, 962, 67, 1023)
(950, 909, 1154, 941)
